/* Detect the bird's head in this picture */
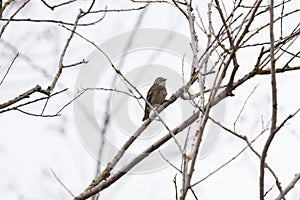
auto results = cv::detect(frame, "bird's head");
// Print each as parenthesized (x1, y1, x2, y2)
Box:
(154, 77, 167, 86)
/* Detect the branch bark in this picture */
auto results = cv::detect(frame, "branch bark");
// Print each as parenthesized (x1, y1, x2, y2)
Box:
(259, 1, 278, 199)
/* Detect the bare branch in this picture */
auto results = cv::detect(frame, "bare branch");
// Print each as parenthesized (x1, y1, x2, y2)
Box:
(0, 85, 48, 109)
(259, 1, 278, 198)
(0, 88, 67, 114)
(275, 173, 300, 200)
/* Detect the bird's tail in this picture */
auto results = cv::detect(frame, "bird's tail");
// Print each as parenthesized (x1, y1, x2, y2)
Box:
(142, 106, 150, 121)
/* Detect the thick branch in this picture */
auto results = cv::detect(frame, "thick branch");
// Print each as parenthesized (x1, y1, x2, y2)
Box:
(260, 1, 278, 199)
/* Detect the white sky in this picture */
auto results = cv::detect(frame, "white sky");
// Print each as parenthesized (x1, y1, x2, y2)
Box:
(0, 0, 300, 199)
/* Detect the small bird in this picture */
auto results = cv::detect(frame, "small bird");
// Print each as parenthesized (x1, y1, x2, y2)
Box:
(142, 77, 167, 121)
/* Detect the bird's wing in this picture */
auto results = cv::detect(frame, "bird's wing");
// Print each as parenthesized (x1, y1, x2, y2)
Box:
(146, 84, 156, 104)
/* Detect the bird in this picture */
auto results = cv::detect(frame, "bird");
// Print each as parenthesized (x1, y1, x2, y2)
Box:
(142, 77, 167, 121)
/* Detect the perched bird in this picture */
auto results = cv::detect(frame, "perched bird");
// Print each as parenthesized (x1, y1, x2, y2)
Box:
(142, 77, 167, 121)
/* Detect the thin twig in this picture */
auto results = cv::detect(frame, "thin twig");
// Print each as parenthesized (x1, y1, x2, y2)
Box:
(15, 108, 60, 117)
(0, 5, 149, 26)
(264, 185, 274, 197)
(50, 168, 75, 197)
(280, 0, 285, 39)
(0, 0, 30, 38)
(82, 87, 141, 99)
(46, 11, 82, 94)
(233, 84, 259, 131)
(40, 0, 77, 10)
(0, 52, 18, 86)
(173, 174, 179, 200)
(90, 4, 149, 14)
(158, 151, 182, 173)
(63, 59, 88, 68)
(55, 90, 86, 115)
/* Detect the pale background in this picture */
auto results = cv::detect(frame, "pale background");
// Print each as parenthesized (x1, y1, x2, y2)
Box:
(0, 0, 300, 199)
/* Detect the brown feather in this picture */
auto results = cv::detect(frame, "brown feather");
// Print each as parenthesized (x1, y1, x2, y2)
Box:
(142, 82, 167, 121)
